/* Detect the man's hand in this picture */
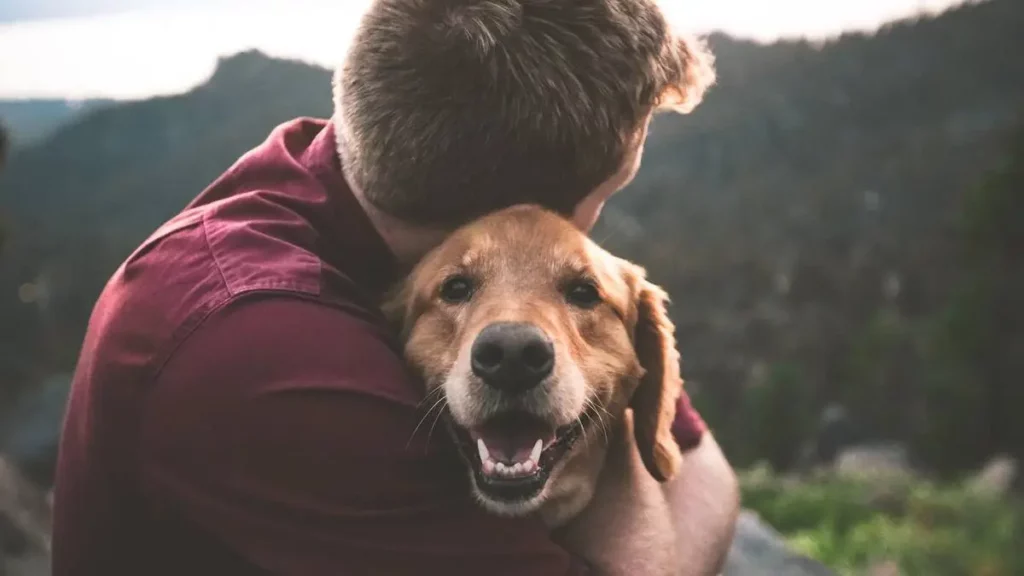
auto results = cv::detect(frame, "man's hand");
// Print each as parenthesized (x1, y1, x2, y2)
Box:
(554, 413, 680, 576)
(553, 418, 741, 576)
(664, 432, 740, 576)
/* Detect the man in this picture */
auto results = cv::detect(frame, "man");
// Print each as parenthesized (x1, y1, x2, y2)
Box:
(52, 1, 738, 574)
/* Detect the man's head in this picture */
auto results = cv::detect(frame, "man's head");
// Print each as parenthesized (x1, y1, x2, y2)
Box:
(334, 0, 715, 233)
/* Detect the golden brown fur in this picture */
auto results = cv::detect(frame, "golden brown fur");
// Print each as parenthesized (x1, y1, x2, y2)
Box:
(386, 205, 686, 565)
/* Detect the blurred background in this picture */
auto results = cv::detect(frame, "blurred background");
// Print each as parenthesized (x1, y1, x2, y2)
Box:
(0, 0, 1021, 574)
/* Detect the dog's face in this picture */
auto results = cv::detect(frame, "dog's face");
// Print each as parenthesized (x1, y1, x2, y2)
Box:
(387, 205, 683, 516)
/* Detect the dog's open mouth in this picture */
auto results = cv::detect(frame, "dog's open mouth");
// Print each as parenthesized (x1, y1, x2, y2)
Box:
(451, 411, 584, 503)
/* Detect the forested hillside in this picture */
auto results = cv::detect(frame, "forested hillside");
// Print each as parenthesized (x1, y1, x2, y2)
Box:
(0, 99, 111, 148)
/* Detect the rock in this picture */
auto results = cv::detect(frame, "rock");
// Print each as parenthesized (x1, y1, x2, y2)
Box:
(0, 455, 51, 557)
(796, 403, 862, 473)
(0, 373, 71, 487)
(814, 404, 859, 465)
(723, 510, 835, 576)
(3, 553, 49, 576)
(833, 443, 913, 482)
(0, 453, 52, 576)
(966, 455, 1017, 497)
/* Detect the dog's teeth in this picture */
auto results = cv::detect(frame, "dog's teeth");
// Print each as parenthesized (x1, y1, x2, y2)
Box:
(478, 441, 543, 478)
(530, 439, 543, 463)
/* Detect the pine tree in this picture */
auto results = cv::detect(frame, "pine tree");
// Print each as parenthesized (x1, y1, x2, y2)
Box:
(917, 122, 1024, 477)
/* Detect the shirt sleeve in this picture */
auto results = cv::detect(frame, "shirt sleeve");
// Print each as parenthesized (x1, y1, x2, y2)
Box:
(672, 389, 707, 452)
(139, 295, 590, 576)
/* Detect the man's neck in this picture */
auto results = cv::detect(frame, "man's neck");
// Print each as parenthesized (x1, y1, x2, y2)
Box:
(345, 175, 450, 270)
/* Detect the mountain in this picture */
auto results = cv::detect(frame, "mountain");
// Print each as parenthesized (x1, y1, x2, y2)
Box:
(0, 49, 332, 400)
(0, 99, 112, 148)
(1, 0, 1022, 476)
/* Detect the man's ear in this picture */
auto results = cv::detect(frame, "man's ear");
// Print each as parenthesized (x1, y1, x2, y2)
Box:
(629, 273, 685, 483)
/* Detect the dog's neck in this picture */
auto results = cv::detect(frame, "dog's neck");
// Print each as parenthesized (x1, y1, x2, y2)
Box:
(538, 415, 630, 528)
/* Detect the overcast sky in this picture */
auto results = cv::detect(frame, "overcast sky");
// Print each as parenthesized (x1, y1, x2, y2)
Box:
(0, 0, 970, 100)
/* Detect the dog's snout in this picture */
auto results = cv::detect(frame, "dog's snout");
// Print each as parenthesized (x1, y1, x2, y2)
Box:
(471, 322, 555, 393)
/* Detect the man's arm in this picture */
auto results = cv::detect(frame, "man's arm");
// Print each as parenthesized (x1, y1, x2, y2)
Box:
(665, 433, 740, 576)
(139, 296, 589, 576)
(553, 402, 738, 576)
(668, 390, 740, 576)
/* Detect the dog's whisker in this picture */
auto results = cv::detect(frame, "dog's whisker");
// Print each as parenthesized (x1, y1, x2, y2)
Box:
(592, 413, 610, 447)
(415, 386, 445, 410)
(583, 398, 611, 446)
(594, 403, 614, 435)
(593, 227, 618, 247)
(577, 416, 588, 446)
(580, 401, 594, 442)
(407, 393, 448, 449)
(581, 415, 596, 447)
(591, 398, 614, 443)
(424, 398, 449, 450)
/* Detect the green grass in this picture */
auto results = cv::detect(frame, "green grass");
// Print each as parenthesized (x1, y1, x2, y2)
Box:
(740, 467, 1024, 576)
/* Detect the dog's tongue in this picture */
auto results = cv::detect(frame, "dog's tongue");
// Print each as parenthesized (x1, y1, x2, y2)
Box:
(470, 413, 556, 463)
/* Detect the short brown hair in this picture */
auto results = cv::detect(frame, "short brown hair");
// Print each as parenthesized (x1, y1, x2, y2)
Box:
(334, 0, 715, 227)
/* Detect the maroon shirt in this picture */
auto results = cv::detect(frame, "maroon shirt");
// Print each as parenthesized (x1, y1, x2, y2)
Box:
(52, 118, 706, 576)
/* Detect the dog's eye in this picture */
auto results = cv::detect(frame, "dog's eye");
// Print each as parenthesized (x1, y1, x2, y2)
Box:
(565, 280, 601, 308)
(439, 275, 475, 303)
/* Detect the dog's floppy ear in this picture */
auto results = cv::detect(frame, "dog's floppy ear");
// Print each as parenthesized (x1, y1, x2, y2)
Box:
(381, 283, 409, 334)
(381, 276, 421, 343)
(382, 247, 446, 343)
(629, 272, 684, 483)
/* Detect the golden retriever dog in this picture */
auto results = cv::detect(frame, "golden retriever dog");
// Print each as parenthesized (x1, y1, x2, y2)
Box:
(386, 205, 685, 573)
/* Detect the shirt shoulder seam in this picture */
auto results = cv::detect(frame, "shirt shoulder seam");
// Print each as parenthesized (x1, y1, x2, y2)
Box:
(147, 289, 385, 387)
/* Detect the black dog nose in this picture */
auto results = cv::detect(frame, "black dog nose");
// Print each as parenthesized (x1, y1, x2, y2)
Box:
(471, 322, 555, 393)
